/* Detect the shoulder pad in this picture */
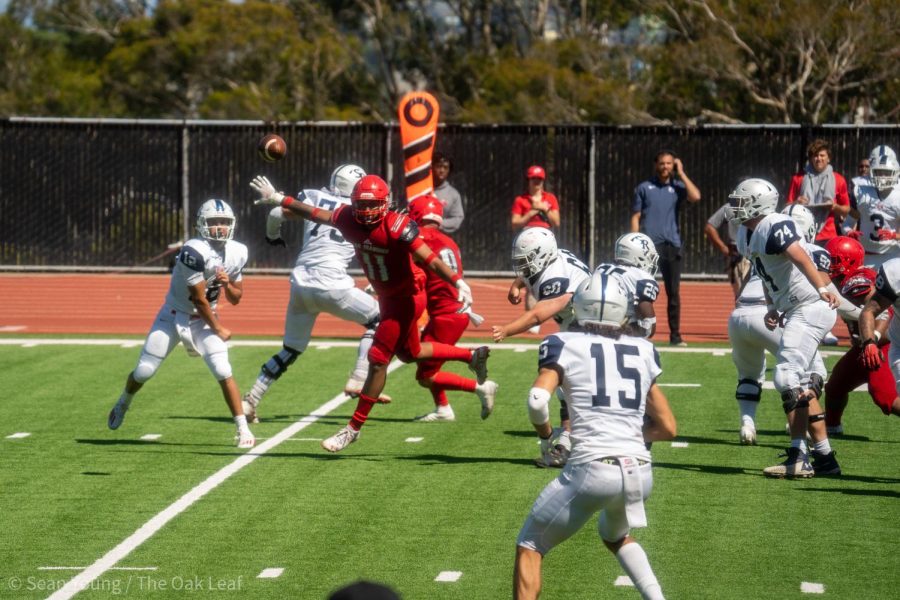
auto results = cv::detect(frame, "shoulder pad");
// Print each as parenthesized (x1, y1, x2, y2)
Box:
(538, 335, 564, 369)
(179, 245, 206, 272)
(764, 219, 800, 254)
(397, 218, 420, 244)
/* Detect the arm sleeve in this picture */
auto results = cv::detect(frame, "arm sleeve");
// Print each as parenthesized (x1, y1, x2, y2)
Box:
(266, 207, 285, 239)
(707, 205, 727, 228)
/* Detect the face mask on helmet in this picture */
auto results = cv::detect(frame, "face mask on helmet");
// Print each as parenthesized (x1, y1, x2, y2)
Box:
(573, 272, 630, 331)
(407, 195, 444, 226)
(511, 228, 558, 278)
(614, 233, 659, 276)
(781, 204, 817, 243)
(824, 236, 864, 284)
(870, 154, 900, 192)
(330, 164, 366, 197)
(351, 175, 391, 225)
(840, 267, 877, 305)
(196, 199, 236, 242)
(725, 178, 779, 224)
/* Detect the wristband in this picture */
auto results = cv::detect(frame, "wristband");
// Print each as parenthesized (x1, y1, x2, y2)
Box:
(817, 286, 829, 295)
(766, 304, 776, 312)
(423, 252, 438, 266)
(874, 331, 882, 342)
(451, 273, 462, 284)
(310, 207, 322, 220)
(280, 196, 294, 209)
(862, 338, 876, 348)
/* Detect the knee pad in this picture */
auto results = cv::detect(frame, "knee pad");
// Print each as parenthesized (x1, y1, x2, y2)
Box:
(808, 413, 826, 424)
(809, 373, 824, 399)
(261, 345, 301, 380)
(735, 378, 762, 403)
(781, 388, 808, 414)
(206, 351, 233, 381)
(132, 353, 163, 383)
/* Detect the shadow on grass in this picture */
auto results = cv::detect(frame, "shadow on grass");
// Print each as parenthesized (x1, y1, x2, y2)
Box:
(393, 453, 536, 467)
(671, 434, 783, 450)
(652, 461, 756, 476)
(165, 414, 346, 425)
(798, 487, 900, 498)
(503, 430, 538, 438)
(75, 438, 232, 448)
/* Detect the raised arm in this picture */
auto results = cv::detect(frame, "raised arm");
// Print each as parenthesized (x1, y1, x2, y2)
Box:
(250, 176, 332, 226)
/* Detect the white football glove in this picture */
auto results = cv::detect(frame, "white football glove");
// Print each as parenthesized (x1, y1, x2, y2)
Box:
(250, 175, 285, 206)
(455, 279, 473, 311)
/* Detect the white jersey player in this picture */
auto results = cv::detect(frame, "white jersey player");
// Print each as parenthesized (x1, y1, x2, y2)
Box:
(242, 164, 385, 421)
(595, 232, 660, 338)
(108, 199, 255, 448)
(728, 178, 840, 478)
(849, 146, 900, 270)
(491, 228, 591, 467)
(514, 270, 675, 600)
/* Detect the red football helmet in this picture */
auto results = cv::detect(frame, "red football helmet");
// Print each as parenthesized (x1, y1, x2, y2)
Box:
(351, 175, 391, 224)
(407, 195, 444, 226)
(840, 267, 878, 303)
(825, 236, 864, 284)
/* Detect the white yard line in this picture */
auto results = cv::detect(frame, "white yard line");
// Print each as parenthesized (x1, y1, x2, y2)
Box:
(45, 360, 404, 600)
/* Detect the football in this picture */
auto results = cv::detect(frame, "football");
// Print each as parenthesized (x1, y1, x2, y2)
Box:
(257, 134, 286, 162)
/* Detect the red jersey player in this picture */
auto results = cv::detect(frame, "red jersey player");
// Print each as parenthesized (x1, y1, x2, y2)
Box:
(251, 174, 490, 452)
(823, 268, 899, 433)
(406, 195, 499, 422)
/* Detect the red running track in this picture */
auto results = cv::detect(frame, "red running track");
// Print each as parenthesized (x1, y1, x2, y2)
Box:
(0, 274, 848, 343)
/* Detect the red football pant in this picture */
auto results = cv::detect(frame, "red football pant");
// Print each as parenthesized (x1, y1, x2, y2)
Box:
(416, 312, 476, 406)
(825, 344, 896, 427)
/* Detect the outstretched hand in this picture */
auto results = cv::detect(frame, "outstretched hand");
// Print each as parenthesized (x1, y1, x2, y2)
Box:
(250, 175, 285, 206)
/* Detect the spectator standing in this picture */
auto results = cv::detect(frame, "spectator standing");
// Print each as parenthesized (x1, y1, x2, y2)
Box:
(786, 139, 850, 246)
(431, 152, 465, 234)
(631, 150, 701, 346)
(842, 157, 870, 234)
(511, 165, 560, 231)
(511, 165, 561, 334)
(705, 202, 750, 298)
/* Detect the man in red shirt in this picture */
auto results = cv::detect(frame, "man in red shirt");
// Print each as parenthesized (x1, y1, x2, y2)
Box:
(511, 165, 560, 231)
(251, 174, 490, 452)
(406, 195, 499, 422)
(786, 139, 851, 246)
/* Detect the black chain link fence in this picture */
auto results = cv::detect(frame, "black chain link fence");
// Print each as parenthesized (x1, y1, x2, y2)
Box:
(2, 118, 897, 276)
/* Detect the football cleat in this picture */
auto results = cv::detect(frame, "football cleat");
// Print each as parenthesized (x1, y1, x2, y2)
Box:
(811, 450, 842, 476)
(763, 447, 814, 479)
(107, 397, 131, 430)
(468, 346, 490, 385)
(476, 380, 498, 420)
(739, 423, 757, 446)
(236, 428, 256, 449)
(321, 425, 360, 453)
(414, 405, 456, 422)
(344, 376, 392, 403)
(242, 393, 260, 424)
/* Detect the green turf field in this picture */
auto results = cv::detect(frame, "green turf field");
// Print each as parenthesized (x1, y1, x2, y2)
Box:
(1, 339, 898, 599)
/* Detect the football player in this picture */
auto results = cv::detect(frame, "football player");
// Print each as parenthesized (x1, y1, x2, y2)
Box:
(252, 174, 489, 453)
(848, 145, 900, 271)
(595, 232, 660, 339)
(241, 165, 389, 423)
(405, 195, 498, 422)
(108, 199, 255, 449)
(823, 268, 898, 434)
(727, 178, 840, 478)
(491, 228, 591, 466)
(514, 271, 675, 600)
(859, 256, 900, 416)
(727, 204, 847, 451)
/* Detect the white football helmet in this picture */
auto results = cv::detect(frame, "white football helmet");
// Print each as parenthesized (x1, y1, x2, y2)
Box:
(781, 204, 817, 243)
(870, 152, 900, 192)
(869, 144, 897, 164)
(330, 164, 366, 197)
(615, 232, 659, 276)
(573, 271, 630, 330)
(512, 228, 558, 278)
(725, 178, 779, 224)
(196, 199, 235, 242)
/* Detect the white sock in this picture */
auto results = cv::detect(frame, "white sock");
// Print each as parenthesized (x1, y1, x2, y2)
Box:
(355, 330, 375, 376)
(234, 414, 249, 431)
(248, 374, 273, 402)
(790, 438, 808, 454)
(813, 439, 832, 454)
(616, 542, 664, 600)
(737, 400, 758, 423)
